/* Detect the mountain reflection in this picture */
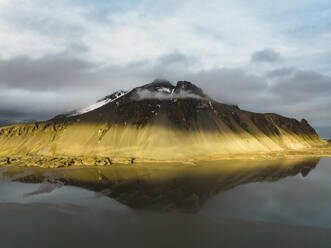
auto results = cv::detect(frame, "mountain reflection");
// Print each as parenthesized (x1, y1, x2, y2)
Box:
(0, 158, 320, 212)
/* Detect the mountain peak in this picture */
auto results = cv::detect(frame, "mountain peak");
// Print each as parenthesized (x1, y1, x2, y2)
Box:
(139, 79, 175, 94)
(135, 79, 206, 98)
(152, 78, 172, 85)
(54, 79, 208, 119)
(175, 81, 206, 97)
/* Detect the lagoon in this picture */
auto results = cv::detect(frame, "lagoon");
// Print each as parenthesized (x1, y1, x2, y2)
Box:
(0, 158, 331, 247)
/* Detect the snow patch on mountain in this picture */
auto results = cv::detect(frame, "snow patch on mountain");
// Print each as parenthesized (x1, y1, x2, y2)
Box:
(98, 90, 126, 102)
(69, 99, 112, 117)
(69, 90, 129, 117)
(156, 87, 172, 93)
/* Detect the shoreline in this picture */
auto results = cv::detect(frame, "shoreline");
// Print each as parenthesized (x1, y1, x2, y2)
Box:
(1, 146, 331, 168)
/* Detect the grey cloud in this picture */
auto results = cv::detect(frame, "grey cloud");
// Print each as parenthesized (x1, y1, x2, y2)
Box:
(1, 51, 331, 127)
(265, 67, 296, 78)
(269, 68, 331, 99)
(178, 67, 331, 126)
(0, 54, 95, 91)
(158, 52, 195, 66)
(137, 52, 198, 79)
(134, 89, 205, 101)
(130, 56, 269, 106)
(0, 89, 81, 121)
(0, 109, 35, 122)
(181, 68, 268, 106)
(129, 54, 268, 105)
(0, 109, 27, 119)
(251, 48, 281, 63)
(0, 52, 195, 121)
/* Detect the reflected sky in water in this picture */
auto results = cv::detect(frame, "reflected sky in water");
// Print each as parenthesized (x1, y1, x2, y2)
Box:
(0, 158, 331, 248)
(201, 158, 331, 229)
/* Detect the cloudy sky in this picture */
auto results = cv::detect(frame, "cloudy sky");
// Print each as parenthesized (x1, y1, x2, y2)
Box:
(0, 0, 331, 127)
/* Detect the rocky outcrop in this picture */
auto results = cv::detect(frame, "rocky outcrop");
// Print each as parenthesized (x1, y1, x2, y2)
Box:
(0, 155, 118, 168)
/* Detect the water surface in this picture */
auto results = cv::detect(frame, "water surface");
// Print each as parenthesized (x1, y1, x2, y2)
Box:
(0, 157, 331, 248)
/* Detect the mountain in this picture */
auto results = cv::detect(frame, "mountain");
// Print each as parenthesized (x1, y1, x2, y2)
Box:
(0, 79, 327, 164)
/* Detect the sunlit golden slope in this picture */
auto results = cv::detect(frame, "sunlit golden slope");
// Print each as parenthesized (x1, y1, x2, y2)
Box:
(0, 113, 325, 161)
(0, 81, 327, 162)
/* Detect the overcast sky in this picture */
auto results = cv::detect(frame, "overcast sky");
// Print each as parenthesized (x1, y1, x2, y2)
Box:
(0, 0, 331, 127)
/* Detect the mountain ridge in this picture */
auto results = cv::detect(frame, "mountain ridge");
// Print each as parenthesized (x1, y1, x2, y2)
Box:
(0, 79, 328, 164)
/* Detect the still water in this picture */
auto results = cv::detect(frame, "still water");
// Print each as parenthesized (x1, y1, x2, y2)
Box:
(0, 157, 331, 248)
